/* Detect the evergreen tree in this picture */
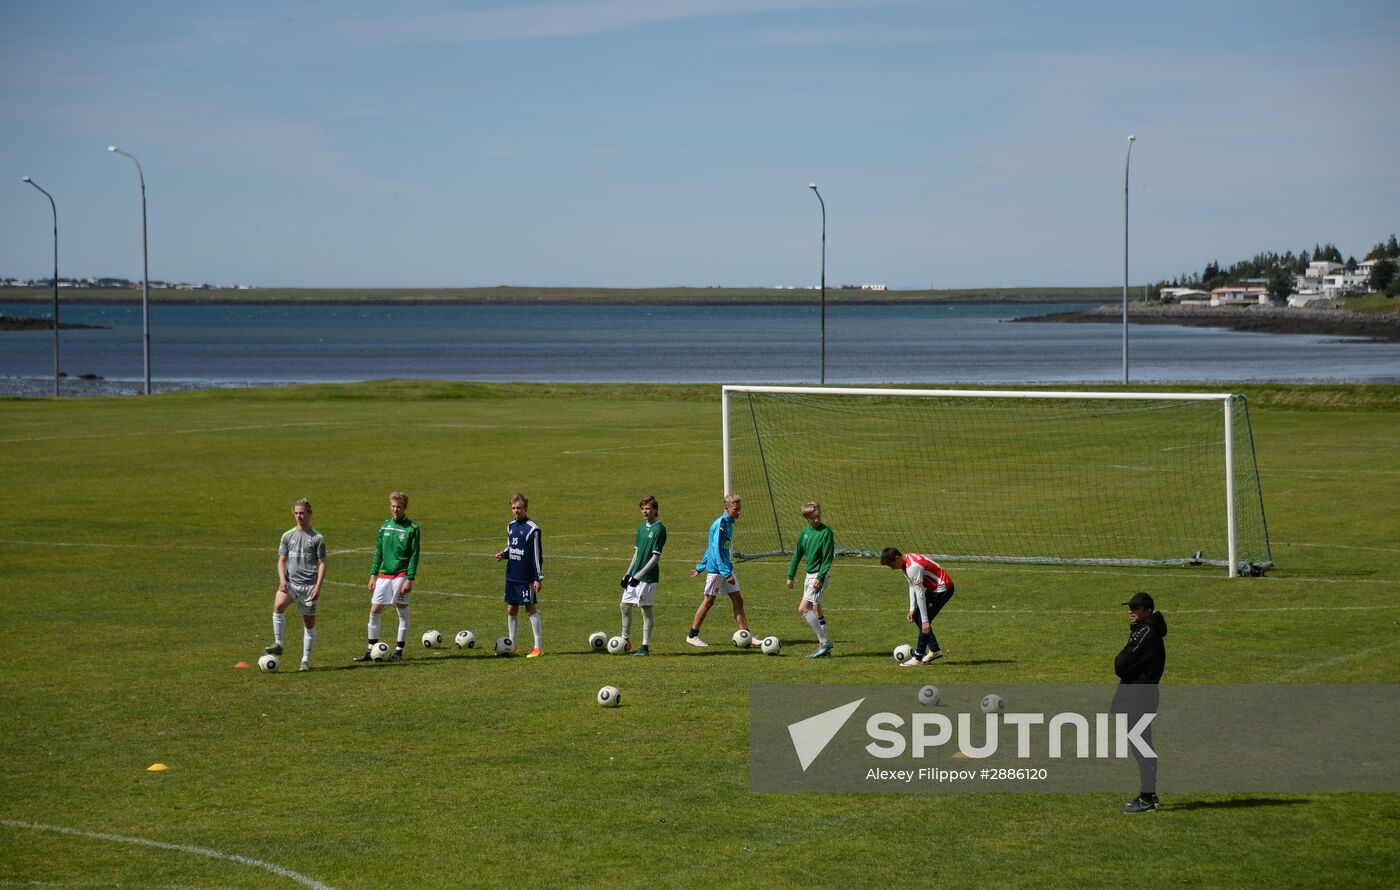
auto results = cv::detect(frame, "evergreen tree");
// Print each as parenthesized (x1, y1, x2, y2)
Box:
(1369, 258, 1397, 293)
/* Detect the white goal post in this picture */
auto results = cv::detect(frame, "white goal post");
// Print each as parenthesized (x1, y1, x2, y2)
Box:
(722, 385, 1272, 577)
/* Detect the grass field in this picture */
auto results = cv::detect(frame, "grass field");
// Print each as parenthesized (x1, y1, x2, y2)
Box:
(2, 381, 1398, 888)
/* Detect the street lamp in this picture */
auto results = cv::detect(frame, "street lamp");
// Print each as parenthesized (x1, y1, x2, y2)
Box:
(809, 183, 826, 384)
(108, 145, 152, 395)
(21, 176, 60, 397)
(1122, 134, 1136, 385)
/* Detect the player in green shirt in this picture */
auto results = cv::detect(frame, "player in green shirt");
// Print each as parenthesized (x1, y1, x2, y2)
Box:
(353, 490, 420, 663)
(786, 500, 835, 658)
(619, 494, 667, 656)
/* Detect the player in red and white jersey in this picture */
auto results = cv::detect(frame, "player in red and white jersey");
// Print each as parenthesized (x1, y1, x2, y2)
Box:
(879, 548, 955, 666)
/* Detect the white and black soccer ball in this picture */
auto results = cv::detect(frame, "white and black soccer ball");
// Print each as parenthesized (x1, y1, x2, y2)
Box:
(369, 641, 392, 662)
(597, 685, 621, 708)
(917, 684, 942, 707)
(980, 693, 1005, 714)
(454, 630, 476, 649)
(257, 653, 280, 673)
(760, 636, 781, 655)
(494, 636, 514, 656)
(606, 635, 628, 655)
(588, 631, 608, 652)
(732, 629, 753, 649)
(421, 629, 444, 649)
(893, 643, 914, 663)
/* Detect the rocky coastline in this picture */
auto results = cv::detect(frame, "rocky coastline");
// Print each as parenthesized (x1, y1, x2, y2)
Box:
(1013, 303, 1400, 343)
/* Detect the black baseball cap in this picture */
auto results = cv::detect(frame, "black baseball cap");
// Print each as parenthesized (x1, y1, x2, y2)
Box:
(1123, 592, 1155, 609)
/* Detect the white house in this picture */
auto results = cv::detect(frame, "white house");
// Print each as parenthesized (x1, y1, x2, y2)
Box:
(1209, 286, 1268, 307)
(1160, 287, 1209, 302)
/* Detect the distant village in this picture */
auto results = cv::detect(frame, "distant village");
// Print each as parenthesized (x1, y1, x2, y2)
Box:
(1161, 258, 1388, 309)
(0, 276, 245, 291)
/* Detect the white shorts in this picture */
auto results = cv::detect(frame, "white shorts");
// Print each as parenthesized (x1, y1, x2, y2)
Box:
(622, 581, 657, 607)
(801, 573, 827, 605)
(371, 574, 411, 607)
(280, 582, 318, 617)
(703, 573, 740, 598)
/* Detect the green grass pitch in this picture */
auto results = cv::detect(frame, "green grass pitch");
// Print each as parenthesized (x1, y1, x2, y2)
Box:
(2, 381, 1397, 888)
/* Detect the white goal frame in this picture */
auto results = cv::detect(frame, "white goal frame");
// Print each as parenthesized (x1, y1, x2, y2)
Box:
(722, 385, 1254, 577)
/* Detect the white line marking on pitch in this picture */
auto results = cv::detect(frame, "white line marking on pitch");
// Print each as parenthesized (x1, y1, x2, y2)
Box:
(0, 420, 353, 444)
(0, 820, 335, 890)
(1276, 638, 1400, 680)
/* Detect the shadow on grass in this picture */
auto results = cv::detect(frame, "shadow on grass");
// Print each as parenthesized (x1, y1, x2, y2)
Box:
(1167, 798, 1310, 812)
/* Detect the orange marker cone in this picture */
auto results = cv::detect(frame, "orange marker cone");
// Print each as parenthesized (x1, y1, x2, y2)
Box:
(234, 661, 250, 668)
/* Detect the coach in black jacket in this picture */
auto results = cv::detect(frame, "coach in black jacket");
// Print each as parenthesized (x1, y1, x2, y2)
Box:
(1112, 591, 1167, 813)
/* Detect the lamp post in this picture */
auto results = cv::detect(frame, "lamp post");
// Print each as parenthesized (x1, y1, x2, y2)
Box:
(21, 176, 60, 397)
(1122, 134, 1136, 385)
(108, 145, 152, 395)
(808, 183, 826, 384)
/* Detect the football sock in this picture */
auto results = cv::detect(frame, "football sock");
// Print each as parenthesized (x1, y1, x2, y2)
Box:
(508, 614, 519, 644)
(803, 611, 823, 641)
(273, 612, 285, 647)
(529, 612, 542, 648)
(620, 605, 633, 640)
(303, 627, 315, 661)
(396, 606, 410, 649)
(688, 627, 700, 638)
(642, 607, 654, 646)
(368, 613, 382, 643)
(818, 616, 829, 645)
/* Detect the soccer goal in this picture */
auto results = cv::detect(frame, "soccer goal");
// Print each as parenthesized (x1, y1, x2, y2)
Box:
(722, 385, 1271, 577)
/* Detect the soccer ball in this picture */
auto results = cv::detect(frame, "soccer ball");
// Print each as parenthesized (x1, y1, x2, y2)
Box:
(893, 644, 914, 663)
(917, 684, 942, 707)
(760, 636, 781, 655)
(980, 693, 1005, 714)
(597, 685, 621, 708)
(257, 653, 280, 673)
(369, 641, 392, 662)
(495, 636, 514, 656)
(454, 630, 476, 649)
(732, 629, 753, 648)
(421, 629, 443, 649)
(588, 631, 608, 652)
(606, 635, 628, 655)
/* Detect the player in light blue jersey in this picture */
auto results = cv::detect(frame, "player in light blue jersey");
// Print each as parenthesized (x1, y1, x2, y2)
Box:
(686, 495, 757, 648)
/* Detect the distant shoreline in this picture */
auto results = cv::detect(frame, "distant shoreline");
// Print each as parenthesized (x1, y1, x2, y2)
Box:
(0, 285, 1120, 306)
(0, 313, 107, 331)
(1013, 303, 1400, 343)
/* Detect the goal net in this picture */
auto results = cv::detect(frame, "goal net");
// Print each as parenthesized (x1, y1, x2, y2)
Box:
(723, 386, 1271, 577)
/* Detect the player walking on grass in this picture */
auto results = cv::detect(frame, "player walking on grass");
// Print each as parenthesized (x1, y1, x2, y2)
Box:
(880, 547, 954, 666)
(353, 491, 419, 663)
(787, 501, 835, 658)
(1114, 591, 1168, 814)
(619, 494, 666, 656)
(266, 498, 326, 671)
(687, 495, 757, 647)
(495, 493, 543, 657)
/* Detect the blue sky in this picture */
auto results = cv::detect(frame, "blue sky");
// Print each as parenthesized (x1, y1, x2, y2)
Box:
(3, 0, 1397, 288)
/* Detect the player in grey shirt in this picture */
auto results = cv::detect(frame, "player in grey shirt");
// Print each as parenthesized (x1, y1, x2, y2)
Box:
(265, 498, 327, 670)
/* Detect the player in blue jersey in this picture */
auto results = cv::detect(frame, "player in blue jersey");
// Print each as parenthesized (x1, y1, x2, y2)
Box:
(686, 495, 757, 648)
(495, 493, 543, 657)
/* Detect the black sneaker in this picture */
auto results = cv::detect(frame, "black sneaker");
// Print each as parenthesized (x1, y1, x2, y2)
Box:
(351, 650, 374, 662)
(390, 651, 403, 663)
(1121, 794, 1159, 814)
(264, 643, 283, 656)
(633, 645, 650, 656)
